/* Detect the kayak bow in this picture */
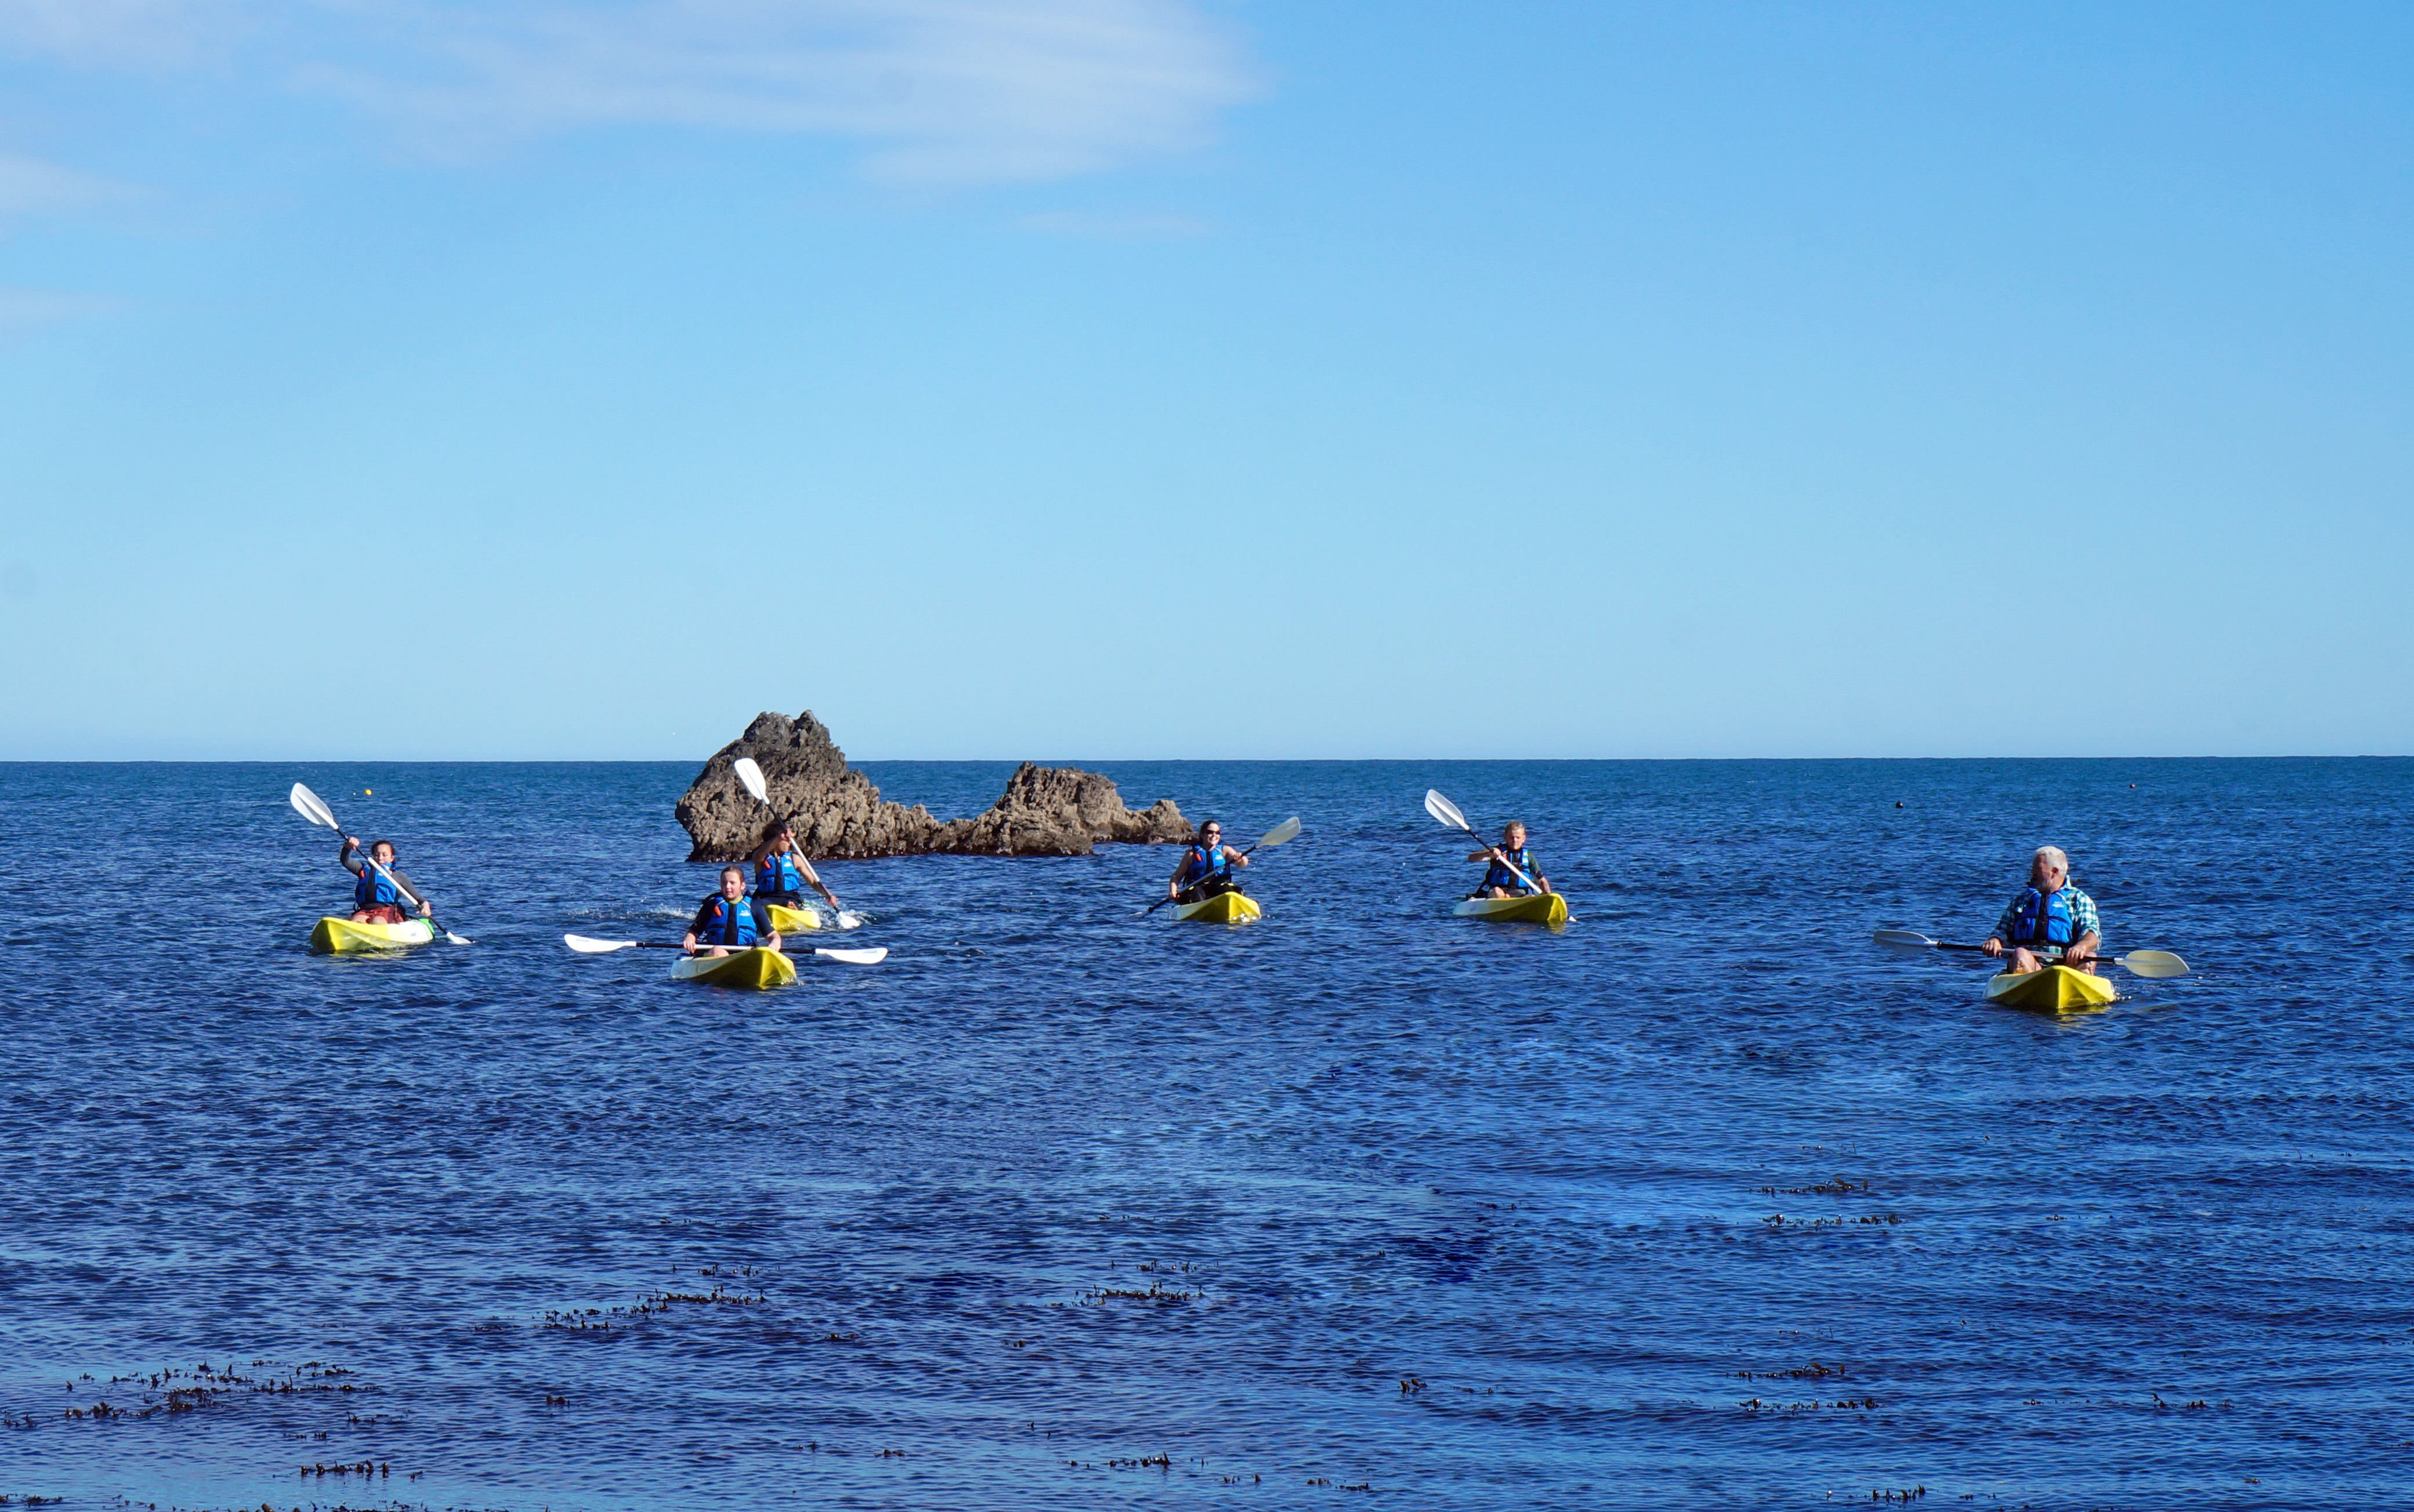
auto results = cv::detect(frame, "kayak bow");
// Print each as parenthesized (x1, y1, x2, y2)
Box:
(310, 915, 437, 954)
(669, 948, 798, 989)
(1452, 892, 1570, 927)
(1172, 892, 1262, 924)
(1985, 965, 2118, 1012)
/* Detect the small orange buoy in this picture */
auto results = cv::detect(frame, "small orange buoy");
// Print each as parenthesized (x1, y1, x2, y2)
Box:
(364, 789, 372, 796)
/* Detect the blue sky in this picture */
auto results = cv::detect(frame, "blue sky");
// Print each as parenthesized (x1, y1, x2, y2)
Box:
(2, 2, 2408, 760)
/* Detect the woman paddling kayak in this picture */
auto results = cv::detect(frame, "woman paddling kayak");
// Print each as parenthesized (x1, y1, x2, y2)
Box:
(751, 820, 844, 916)
(1168, 821, 1250, 905)
(339, 835, 433, 925)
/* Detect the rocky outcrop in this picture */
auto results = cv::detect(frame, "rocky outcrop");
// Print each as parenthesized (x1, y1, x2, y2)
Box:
(675, 710, 1191, 862)
(950, 762, 1194, 856)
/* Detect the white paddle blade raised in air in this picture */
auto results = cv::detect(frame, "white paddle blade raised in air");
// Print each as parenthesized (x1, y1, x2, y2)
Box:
(563, 934, 639, 955)
(1256, 816, 1303, 850)
(2117, 949, 2189, 979)
(1872, 930, 1939, 953)
(1424, 789, 1471, 833)
(733, 757, 770, 804)
(289, 782, 339, 830)
(814, 946, 887, 965)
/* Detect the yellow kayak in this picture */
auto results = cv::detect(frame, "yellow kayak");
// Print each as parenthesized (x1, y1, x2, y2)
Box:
(1452, 892, 1570, 927)
(670, 948, 798, 990)
(763, 902, 822, 934)
(1986, 965, 2117, 1011)
(310, 916, 436, 954)
(1173, 891, 1262, 924)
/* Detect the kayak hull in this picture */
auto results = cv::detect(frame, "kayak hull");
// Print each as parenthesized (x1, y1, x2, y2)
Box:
(1453, 892, 1570, 927)
(1173, 891, 1262, 924)
(763, 903, 822, 934)
(310, 916, 436, 954)
(1986, 965, 2116, 1011)
(671, 948, 798, 990)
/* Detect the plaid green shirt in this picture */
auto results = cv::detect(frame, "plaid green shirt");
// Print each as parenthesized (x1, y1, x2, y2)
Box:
(1991, 884, 2101, 946)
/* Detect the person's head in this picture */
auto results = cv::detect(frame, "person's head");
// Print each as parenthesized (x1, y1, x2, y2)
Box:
(370, 840, 396, 865)
(1501, 822, 1526, 848)
(2030, 845, 2071, 890)
(1197, 821, 1223, 847)
(719, 865, 746, 900)
(771, 820, 796, 851)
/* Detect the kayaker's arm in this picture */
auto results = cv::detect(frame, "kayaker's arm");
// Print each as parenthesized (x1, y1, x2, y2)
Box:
(386, 867, 432, 915)
(791, 853, 841, 907)
(340, 837, 365, 876)
(682, 900, 715, 955)
(1467, 846, 1501, 864)
(2064, 930, 2100, 964)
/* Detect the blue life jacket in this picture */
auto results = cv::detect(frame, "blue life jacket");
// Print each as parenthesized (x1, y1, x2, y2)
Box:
(1482, 844, 1536, 894)
(697, 894, 761, 948)
(756, 846, 807, 896)
(2005, 886, 2076, 947)
(353, 852, 400, 910)
(1182, 843, 1230, 886)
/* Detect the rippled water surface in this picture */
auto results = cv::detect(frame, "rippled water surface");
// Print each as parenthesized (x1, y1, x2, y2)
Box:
(3, 758, 2412, 1510)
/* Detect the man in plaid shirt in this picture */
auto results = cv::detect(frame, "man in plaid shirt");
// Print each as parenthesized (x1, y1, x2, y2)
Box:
(1981, 846, 2101, 975)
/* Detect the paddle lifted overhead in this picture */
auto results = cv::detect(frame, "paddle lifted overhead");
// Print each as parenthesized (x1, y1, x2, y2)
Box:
(1982, 845, 2100, 976)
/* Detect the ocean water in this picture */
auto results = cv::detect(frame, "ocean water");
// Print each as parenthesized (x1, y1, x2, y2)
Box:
(2, 757, 2410, 1510)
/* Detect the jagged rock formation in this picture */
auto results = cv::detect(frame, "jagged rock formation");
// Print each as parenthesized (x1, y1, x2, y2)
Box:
(675, 710, 1192, 862)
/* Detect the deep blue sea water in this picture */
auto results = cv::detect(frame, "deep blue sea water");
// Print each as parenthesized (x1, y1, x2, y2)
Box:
(3, 757, 2411, 1511)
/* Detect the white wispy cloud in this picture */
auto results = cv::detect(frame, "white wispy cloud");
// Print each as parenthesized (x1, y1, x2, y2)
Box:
(0, 0, 1257, 184)
(0, 153, 137, 217)
(0, 288, 122, 330)
(1016, 208, 1208, 237)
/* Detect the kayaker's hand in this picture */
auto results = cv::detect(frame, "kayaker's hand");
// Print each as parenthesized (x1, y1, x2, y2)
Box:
(1981, 937, 2003, 957)
(2064, 941, 2094, 963)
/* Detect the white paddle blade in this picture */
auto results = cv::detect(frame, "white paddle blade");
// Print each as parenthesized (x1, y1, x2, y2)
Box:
(2117, 949, 2189, 979)
(564, 934, 639, 954)
(289, 782, 338, 830)
(733, 757, 769, 804)
(1256, 816, 1302, 850)
(815, 946, 887, 965)
(1872, 929, 1938, 953)
(1424, 789, 1470, 832)
(441, 928, 473, 946)
(835, 911, 866, 930)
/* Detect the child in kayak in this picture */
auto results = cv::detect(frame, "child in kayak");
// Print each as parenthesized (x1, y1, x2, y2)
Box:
(683, 866, 784, 958)
(750, 820, 844, 915)
(1468, 822, 1550, 898)
(1980, 845, 2101, 976)
(1168, 821, 1250, 904)
(340, 836, 432, 924)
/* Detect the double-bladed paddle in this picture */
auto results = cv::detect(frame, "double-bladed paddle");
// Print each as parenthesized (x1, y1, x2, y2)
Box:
(732, 757, 865, 930)
(1872, 929, 2189, 978)
(1139, 817, 1302, 917)
(563, 934, 887, 965)
(1424, 789, 1544, 894)
(288, 782, 471, 945)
